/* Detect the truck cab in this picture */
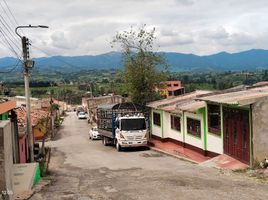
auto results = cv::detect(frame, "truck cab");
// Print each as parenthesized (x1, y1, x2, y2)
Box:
(115, 114, 148, 151)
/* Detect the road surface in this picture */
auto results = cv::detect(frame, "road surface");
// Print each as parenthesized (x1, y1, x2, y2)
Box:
(31, 112, 268, 200)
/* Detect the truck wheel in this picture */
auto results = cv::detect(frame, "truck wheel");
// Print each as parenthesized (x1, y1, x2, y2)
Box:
(116, 141, 121, 152)
(103, 137, 108, 146)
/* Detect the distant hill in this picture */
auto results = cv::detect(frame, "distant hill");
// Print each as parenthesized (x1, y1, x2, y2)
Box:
(1, 49, 268, 72)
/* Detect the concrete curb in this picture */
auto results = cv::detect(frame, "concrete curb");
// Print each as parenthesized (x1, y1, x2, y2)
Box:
(15, 179, 51, 200)
(149, 146, 198, 164)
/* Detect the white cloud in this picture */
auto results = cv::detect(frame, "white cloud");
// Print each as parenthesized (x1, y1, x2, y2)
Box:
(1, 0, 268, 57)
(157, 31, 194, 47)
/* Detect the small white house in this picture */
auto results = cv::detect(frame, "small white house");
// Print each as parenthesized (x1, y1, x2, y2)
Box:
(149, 85, 268, 167)
(147, 90, 214, 156)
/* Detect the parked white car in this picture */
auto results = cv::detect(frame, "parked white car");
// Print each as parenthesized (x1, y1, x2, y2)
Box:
(89, 127, 100, 140)
(78, 112, 87, 119)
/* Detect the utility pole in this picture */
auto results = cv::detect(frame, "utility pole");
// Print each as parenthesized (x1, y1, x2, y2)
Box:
(21, 36, 35, 162)
(15, 25, 49, 162)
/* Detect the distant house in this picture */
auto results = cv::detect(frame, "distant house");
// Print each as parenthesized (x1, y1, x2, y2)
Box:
(155, 80, 185, 98)
(11, 96, 41, 109)
(86, 95, 126, 124)
(16, 107, 49, 142)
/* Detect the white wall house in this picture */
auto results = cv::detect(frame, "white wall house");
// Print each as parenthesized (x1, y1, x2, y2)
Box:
(197, 85, 268, 166)
(148, 91, 212, 155)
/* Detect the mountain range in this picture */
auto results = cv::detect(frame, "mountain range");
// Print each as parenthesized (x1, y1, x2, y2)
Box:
(1, 49, 268, 72)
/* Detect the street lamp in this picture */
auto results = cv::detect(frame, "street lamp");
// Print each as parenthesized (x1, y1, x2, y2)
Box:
(15, 25, 49, 38)
(15, 24, 49, 162)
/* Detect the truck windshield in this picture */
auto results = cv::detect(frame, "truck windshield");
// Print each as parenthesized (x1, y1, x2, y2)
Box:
(121, 118, 146, 131)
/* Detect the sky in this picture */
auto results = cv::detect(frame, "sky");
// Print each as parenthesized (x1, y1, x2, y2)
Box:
(1, 0, 268, 58)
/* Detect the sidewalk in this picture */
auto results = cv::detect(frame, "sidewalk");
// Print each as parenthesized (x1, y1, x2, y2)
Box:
(150, 139, 249, 170)
(150, 139, 211, 164)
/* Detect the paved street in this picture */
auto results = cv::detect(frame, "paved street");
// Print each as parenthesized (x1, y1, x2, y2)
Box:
(31, 112, 268, 200)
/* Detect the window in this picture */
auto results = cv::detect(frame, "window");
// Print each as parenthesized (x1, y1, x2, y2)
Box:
(208, 104, 221, 135)
(121, 118, 146, 131)
(187, 118, 201, 138)
(170, 115, 181, 131)
(153, 112, 161, 126)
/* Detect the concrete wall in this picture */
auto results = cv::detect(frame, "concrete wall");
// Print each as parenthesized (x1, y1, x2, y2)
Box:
(0, 120, 14, 200)
(164, 112, 183, 141)
(252, 97, 268, 166)
(206, 104, 223, 154)
(206, 133, 223, 154)
(184, 112, 204, 150)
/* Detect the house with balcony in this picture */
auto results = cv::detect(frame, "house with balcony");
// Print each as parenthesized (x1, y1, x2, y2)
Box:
(155, 80, 185, 98)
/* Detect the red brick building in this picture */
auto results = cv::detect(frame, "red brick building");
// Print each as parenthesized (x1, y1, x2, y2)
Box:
(156, 80, 185, 98)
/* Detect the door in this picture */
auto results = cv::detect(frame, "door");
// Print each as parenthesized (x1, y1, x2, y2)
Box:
(223, 107, 250, 164)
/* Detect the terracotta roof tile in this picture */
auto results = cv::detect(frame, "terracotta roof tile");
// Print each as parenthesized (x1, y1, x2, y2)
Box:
(0, 100, 16, 114)
(16, 107, 49, 128)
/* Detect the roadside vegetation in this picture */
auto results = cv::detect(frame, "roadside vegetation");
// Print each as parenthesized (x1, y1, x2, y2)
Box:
(111, 25, 168, 106)
(2, 69, 268, 105)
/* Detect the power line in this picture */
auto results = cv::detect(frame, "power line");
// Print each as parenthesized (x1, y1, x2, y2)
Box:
(0, 3, 20, 45)
(1, 0, 26, 37)
(0, 0, 23, 59)
(0, 17, 21, 51)
(0, 60, 21, 73)
(0, 28, 21, 59)
(1, 0, 21, 29)
(0, 39, 20, 60)
(0, 13, 20, 42)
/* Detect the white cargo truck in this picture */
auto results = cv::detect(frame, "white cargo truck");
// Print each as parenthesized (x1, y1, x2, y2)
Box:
(97, 102, 148, 151)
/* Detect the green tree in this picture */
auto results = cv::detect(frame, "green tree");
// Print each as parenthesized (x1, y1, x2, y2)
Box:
(262, 69, 268, 81)
(112, 25, 167, 106)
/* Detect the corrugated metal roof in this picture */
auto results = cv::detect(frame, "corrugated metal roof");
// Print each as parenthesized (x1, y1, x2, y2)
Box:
(147, 90, 211, 109)
(161, 100, 206, 114)
(147, 90, 212, 113)
(197, 86, 268, 106)
(177, 100, 206, 113)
